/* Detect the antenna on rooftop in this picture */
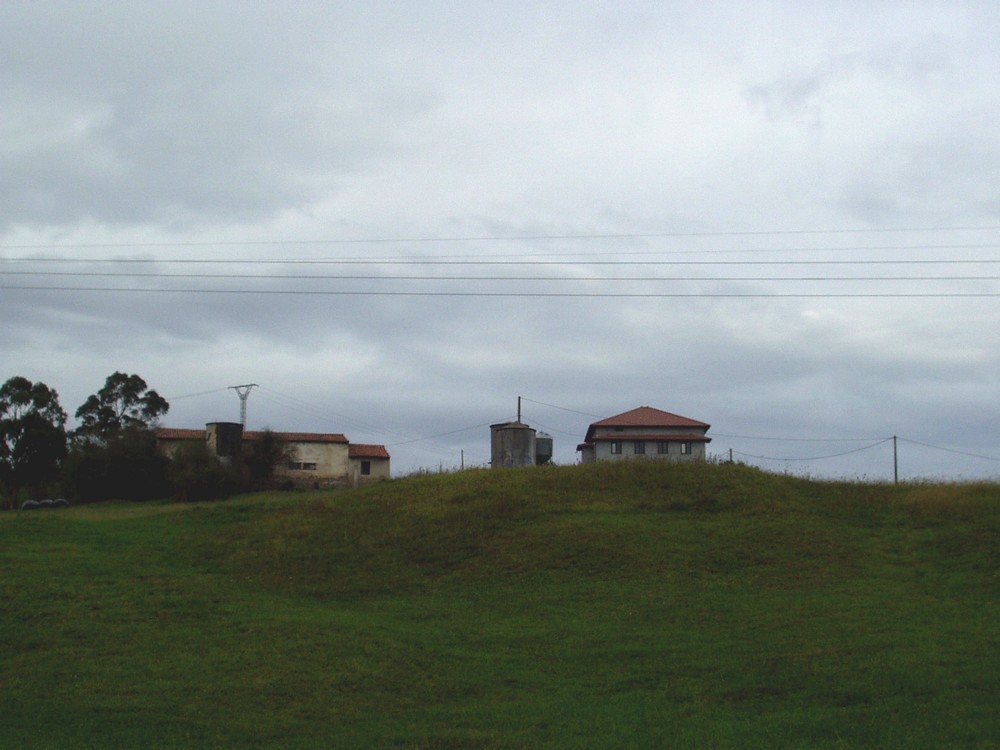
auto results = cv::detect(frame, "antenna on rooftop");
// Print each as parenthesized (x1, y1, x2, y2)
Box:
(229, 384, 258, 427)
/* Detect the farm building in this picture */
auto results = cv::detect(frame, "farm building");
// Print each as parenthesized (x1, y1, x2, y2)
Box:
(577, 406, 711, 463)
(154, 423, 390, 486)
(348, 443, 392, 481)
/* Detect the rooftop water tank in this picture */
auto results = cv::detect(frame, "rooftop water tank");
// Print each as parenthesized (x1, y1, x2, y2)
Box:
(208, 422, 244, 459)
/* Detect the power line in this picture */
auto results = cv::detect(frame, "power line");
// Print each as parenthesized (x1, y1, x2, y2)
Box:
(2, 224, 1000, 250)
(4, 270, 1000, 282)
(517, 417, 581, 439)
(732, 439, 893, 462)
(253, 386, 411, 442)
(3, 285, 999, 298)
(164, 387, 231, 401)
(714, 432, 890, 442)
(724, 435, 1000, 468)
(5, 257, 1000, 266)
(519, 397, 605, 418)
(386, 421, 501, 447)
(254, 386, 494, 457)
(896, 436, 1000, 463)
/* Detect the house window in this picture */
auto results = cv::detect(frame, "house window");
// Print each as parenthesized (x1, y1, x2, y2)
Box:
(360, 460, 371, 476)
(610, 440, 622, 454)
(680, 442, 692, 455)
(288, 461, 317, 471)
(657, 441, 670, 454)
(634, 441, 645, 455)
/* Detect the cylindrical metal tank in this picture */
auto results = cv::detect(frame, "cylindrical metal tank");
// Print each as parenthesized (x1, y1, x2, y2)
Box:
(535, 432, 553, 465)
(490, 421, 536, 468)
(208, 422, 244, 459)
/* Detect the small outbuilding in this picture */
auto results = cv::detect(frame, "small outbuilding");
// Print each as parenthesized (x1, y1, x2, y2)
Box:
(348, 443, 392, 483)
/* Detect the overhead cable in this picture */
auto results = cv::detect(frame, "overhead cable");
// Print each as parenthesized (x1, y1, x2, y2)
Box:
(5, 257, 1000, 266)
(3, 223, 1000, 250)
(4, 285, 999, 298)
(4, 270, 999, 283)
(731, 439, 894, 462)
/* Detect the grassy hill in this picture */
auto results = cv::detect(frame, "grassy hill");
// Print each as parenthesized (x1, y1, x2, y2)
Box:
(2, 461, 998, 749)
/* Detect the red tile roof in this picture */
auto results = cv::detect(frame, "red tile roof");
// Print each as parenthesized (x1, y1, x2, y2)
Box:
(349, 444, 390, 459)
(155, 427, 351, 445)
(585, 406, 710, 442)
(244, 431, 348, 444)
(154, 428, 205, 440)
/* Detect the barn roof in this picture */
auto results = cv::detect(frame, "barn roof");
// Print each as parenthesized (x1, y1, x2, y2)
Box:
(244, 430, 348, 444)
(155, 427, 353, 445)
(349, 443, 390, 459)
(153, 428, 205, 440)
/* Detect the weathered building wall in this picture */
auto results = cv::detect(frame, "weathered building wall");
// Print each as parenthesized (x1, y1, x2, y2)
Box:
(154, 429, 207, 458)
(591, 432, 708, 462)
(155, 426, 388, 487)
(348, 444, 391, 483)
(349, 457, 391, 483)
(281, 441, 352, 485)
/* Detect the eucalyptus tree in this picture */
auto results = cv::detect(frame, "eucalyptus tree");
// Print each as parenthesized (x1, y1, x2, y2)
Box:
(0, 376, 68, 507)
(63, 372, 171, 502)
(75, 372, 169, 442)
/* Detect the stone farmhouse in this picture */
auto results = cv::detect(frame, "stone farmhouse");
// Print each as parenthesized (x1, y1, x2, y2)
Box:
(577, 406, 711, 463)
(155, 422, 390, 486)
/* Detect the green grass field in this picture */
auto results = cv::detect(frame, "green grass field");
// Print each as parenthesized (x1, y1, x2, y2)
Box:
(2, 461, 998, 748)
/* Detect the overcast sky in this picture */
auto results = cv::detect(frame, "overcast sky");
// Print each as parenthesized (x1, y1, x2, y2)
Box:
(3, 1, 1000, 480)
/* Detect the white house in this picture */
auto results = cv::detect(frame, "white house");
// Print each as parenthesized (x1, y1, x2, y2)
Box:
(577, 406, 711, 463)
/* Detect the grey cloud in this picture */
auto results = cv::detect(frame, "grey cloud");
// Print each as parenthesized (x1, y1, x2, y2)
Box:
(0, 3, 438, 230)
(4, 2, 1000, 479)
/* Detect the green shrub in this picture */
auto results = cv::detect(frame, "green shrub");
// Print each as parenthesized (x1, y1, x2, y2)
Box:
(168, 440, 243, 501)
(62, 428, 171, 502)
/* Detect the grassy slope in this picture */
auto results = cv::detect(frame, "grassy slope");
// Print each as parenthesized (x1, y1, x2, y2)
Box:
(1, 461, 998, 749)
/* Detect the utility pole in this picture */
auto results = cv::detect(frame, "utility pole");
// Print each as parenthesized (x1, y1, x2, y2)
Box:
(229, 384, 258, 427)
(893, 435, 898, 485)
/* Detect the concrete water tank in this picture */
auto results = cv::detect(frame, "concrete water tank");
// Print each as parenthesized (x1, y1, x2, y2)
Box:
(535, 432, 553, 465)
(208, 422, 244, 459)
(490, 421, 537, 468)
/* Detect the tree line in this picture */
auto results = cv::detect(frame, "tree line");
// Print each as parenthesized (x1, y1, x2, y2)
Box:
(0, 373, 291, 509)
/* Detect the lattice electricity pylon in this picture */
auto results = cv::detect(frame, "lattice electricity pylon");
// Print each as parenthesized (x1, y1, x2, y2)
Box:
(229, 384, 258, 427)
